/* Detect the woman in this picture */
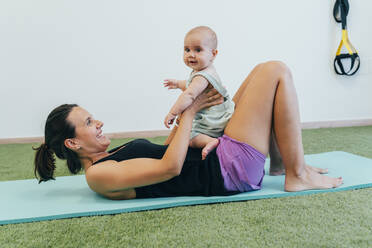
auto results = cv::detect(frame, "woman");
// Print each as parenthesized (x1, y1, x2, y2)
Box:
(34, 61, 343, 200)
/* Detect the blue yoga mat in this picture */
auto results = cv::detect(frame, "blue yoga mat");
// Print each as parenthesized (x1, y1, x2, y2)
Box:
(1, 151, 372, 225)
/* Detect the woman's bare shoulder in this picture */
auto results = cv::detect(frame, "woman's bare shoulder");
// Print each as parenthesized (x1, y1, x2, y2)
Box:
(84, 160, 136, 200)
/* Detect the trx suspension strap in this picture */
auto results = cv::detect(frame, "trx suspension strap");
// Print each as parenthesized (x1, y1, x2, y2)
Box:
(333, 0, 360, 76)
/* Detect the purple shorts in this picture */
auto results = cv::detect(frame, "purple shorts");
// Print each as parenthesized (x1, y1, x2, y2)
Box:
(216, 134, 266, 192)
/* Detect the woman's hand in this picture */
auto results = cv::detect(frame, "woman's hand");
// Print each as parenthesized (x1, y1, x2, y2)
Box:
(189, 88, 224, 113)
(177, 88, 223, 128)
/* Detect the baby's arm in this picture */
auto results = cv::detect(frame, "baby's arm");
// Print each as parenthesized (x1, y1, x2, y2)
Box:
(164, 76, 209, 128)
(164, 79, 187, 91)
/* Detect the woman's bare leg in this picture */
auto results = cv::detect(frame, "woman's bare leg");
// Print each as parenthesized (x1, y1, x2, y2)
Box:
(232, 63, 264, 104)
(224, 61, 342, 191)
(269, 129, 285, 175)
(233, 66, 328, 175)
(233, 64, 286, 174)
(269, 129, 328, 175)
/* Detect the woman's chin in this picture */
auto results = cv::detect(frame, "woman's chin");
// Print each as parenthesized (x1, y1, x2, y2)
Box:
(97, 135, 111, 147)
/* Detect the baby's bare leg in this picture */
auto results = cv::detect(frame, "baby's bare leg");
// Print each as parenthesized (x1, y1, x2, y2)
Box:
(190, 134, 219, 160)
(190, 134, 214, 148)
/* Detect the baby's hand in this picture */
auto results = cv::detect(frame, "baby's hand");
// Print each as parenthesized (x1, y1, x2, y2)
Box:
(163, 79, 179, 89)
(164, 112, 177, 128)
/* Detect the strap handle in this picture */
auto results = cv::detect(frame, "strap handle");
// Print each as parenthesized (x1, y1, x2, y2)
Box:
(334, 53, 360, 76)
(333, 0, 360, 76)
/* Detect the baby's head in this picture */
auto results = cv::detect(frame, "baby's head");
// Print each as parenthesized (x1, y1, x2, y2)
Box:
(183, 26, 218, 71)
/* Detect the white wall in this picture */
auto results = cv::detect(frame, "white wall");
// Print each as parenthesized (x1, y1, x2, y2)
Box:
(1, 0, 371, 139)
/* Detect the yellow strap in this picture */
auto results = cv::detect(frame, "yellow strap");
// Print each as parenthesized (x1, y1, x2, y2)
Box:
(336, 29, 357, 56)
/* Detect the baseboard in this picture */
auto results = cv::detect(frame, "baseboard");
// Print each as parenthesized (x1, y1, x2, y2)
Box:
(105, 130, 171, 139)
(1, 119, 371, 144)
(0, 130, 172, 145)
(301, 119, 372, 129)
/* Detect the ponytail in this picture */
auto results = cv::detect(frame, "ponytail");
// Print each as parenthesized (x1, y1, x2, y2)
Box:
(33, 104, 82, 183)
(33, 143, 56, 183)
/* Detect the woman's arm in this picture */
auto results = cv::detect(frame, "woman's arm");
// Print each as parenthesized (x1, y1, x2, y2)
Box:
(86, 89, 223, 199)
(86, 109, 194, 198)
(164, 116, 182, 145)
(164, 125, 178, 145)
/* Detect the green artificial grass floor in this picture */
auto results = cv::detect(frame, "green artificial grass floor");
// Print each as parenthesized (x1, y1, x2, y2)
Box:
(1, 126, 372, 247)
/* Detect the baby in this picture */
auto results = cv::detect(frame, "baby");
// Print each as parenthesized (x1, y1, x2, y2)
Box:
(163, 26, 235, 160)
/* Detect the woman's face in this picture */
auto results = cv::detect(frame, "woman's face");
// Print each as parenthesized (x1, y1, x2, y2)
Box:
(66, 106, 111, 154)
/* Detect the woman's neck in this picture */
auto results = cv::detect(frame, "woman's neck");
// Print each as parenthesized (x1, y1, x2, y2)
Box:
(81, 143, 127, 170)
(81, 151, 110, 171)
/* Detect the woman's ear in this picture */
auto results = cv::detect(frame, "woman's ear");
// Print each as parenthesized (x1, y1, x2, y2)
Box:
(64, 138, 81, 151)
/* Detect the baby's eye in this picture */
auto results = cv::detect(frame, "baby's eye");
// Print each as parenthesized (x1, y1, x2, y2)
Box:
(184, 48, 190, 52)
(196, 48, 201, 52)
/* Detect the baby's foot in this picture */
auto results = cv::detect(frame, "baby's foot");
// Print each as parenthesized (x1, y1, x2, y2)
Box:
(202, 139, 219, 160)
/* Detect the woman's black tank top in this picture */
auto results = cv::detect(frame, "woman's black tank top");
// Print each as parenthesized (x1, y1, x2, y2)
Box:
(93, 139, 237, 198)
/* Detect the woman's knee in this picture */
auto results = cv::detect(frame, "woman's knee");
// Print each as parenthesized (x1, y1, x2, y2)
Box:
(252, 62, 265, 71)
(263, 61, 292, 79)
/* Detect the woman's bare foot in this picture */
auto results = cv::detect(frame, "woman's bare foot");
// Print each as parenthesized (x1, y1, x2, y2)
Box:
(202, 138, 219, 160)
(307, 165, 328, 174)
(284, 166, 343, 192)
(270, 163, 328, 176)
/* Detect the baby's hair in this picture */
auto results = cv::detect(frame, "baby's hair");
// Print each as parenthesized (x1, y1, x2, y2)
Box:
(186, 26, 218, 50)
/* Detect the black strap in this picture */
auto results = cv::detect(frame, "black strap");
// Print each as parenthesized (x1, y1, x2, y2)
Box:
(333, 0, 349, 29)
(334, 53, 360, 76)
(333, 0, 360, 76)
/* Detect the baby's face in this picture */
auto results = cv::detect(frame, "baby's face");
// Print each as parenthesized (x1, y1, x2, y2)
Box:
(183, 32, 216, 71)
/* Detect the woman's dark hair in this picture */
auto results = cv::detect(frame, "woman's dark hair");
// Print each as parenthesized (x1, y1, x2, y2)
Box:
(33, 104, 82, 183)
